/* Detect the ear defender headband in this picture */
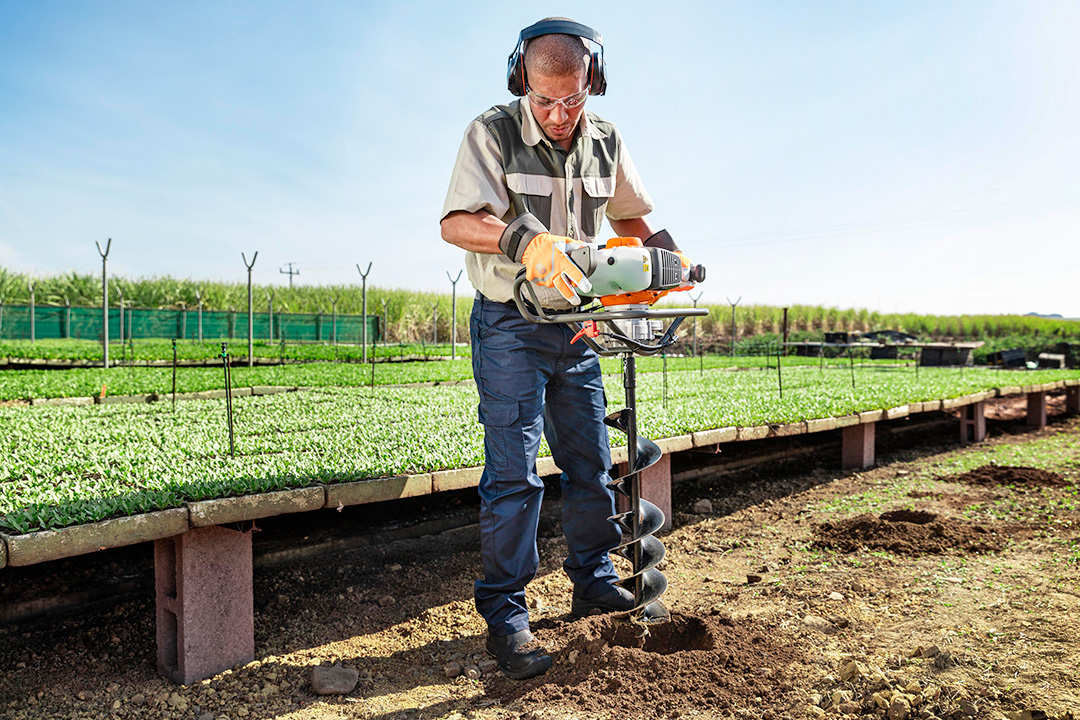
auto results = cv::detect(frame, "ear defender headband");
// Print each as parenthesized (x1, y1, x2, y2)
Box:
(507, 19, 606, 97)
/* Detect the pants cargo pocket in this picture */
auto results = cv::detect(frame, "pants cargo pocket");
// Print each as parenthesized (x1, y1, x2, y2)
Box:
(478, 399, 523, 478)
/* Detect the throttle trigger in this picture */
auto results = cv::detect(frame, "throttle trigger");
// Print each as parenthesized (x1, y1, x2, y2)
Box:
(571, 320, 599, 344)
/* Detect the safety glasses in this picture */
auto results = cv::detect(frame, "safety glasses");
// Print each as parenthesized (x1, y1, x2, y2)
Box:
(526, 85, 589, 110)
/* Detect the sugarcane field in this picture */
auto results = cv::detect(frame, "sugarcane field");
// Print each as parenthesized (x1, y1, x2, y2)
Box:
(3, 3, 1079, 720)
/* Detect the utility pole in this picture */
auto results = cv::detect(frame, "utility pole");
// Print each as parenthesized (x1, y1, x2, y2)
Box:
(279, 262, 299, 289)
(726, 296, 742, 358)
(447, 270, 463, 361)
(243, 252, 258, 367)
(356, 263, 372, 362)
(96, 239, 111, 367)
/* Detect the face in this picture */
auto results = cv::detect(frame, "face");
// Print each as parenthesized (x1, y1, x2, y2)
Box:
(527, 71, 588, 145)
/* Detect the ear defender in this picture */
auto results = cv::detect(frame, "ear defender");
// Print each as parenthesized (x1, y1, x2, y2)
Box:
(506, 19, 606, 97)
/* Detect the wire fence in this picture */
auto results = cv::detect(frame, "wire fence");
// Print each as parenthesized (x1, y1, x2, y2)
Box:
(0, 304, 380, 343)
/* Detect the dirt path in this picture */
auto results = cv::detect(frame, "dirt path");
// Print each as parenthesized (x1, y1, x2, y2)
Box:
(1, 414, 1078, 720)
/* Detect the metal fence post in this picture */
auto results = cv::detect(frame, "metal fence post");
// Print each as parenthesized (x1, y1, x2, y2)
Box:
(266, 292, 273, 340)
(384, 300, 393, 347)
(64, 297, 71, 339)
(782, 307, 789, 356)
(96, 239, 112, 367)
(0, 298, 4, 338)
(357, 263, 372, 362)
(331, 296, 338, 346)
(117, 288, 125, 345)
(726, 296, 741, 358)
(446, 270, 462, 361)
(242, 252, 258, 367)
(689, 291, 702, 357)
(432, 302, 438, 346)
(28, 280, 35, 343)
(196, 290, 203, 342)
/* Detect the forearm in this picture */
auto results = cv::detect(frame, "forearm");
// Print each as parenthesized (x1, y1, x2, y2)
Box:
(610, 216, 655, 240)
(441, 210, 507, 254)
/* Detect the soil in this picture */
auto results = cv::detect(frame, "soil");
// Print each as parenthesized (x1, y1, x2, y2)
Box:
(947, 465, 1068, 488)
(813, 508, 1028, 556)
(1, 402, 1079, 720)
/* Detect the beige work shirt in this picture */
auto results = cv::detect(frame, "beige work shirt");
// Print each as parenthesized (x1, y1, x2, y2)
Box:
(442, 98, 653, 308)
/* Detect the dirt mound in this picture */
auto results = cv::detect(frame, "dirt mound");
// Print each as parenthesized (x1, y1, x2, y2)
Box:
(948, 464, 1068, 488)
(814, 511, 1009, 555)
(485, 611, 803, 718)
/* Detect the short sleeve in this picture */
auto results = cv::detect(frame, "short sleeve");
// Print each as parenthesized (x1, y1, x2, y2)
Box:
(605, 128, 654, 221)
(441, 119, 511, 221)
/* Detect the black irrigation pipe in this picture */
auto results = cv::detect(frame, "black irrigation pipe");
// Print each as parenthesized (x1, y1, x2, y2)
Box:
(777, 346, 783, 400)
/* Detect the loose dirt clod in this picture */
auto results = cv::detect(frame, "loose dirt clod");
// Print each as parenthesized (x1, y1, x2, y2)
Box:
(485, 612, 803, 717)
(813, 511, 1012, 555)
(947, 464, 1068, 488)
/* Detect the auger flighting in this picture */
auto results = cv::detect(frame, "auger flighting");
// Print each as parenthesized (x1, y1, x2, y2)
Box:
(513, 236, 707, 621)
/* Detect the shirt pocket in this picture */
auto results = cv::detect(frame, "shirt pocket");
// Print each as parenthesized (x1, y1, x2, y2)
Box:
(580, 175, 615, 239)
(506, 173, 554, 228)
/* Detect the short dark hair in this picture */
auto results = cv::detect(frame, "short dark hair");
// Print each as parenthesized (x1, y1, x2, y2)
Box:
(523, 17, 590, 79)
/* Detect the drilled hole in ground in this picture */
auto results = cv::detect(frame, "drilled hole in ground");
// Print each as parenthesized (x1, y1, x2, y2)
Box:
(603, 615, 715, 654)
(879, 509, 937, 524)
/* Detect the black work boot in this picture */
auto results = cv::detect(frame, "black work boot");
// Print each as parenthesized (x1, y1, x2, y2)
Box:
(485, 628, 552, 680)
(571, 586, 671, 622)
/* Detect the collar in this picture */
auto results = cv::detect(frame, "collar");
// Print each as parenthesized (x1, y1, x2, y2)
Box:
(519, 97, 608, 148)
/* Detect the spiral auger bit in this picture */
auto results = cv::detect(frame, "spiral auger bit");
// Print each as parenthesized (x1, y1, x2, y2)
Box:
(511, 244, 707, 624)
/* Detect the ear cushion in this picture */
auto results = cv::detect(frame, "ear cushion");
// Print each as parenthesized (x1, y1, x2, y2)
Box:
(589, 50, 606, 95)
(507, 46, 526, 96)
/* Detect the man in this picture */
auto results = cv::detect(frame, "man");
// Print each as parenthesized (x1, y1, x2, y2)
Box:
(440, 18, 683, 680)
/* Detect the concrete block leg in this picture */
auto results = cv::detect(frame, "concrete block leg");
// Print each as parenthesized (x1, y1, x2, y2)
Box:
(842, 422, 875, 470)
(960, 401, 986, 444)
(155, 526, 254, 685)
(1066, 386, 1080, 415)
(614, 453, 673, 533)
(1026, 391, 1047, 429)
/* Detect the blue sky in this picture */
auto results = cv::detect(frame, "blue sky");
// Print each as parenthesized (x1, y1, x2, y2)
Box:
(1, 1, 1077, 315)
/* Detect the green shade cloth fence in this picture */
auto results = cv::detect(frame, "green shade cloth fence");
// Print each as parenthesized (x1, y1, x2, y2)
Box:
(0, 304, 381, 343)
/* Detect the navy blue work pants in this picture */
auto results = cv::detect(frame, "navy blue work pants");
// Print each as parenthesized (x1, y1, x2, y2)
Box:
(470, 295, 621, 637)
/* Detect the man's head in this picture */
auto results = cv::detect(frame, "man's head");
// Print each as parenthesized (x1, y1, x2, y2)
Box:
(522, 20, 592, 145)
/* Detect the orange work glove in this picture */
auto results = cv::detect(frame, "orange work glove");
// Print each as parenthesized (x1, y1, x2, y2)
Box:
(521, 233, 592, 303)
(499, 212, 592, 304)
(642, 229, 705, 292)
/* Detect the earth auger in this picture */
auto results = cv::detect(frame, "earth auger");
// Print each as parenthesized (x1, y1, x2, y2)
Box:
(512, 237, 706, 622)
